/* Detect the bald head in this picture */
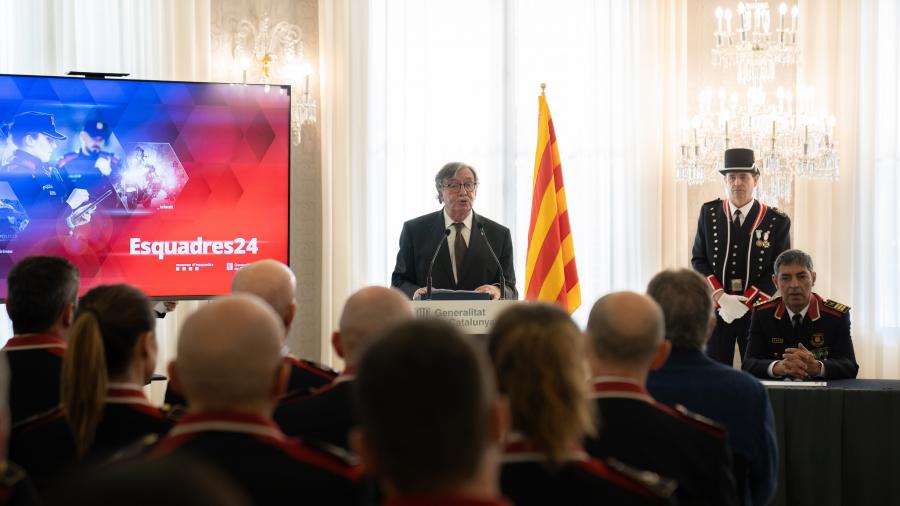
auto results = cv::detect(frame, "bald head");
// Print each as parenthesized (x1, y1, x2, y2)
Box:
(586, 291, 665, 368)
(231, 260, 296, 329)
(337, 286, 413, 366)
(176, 294, 284, 412)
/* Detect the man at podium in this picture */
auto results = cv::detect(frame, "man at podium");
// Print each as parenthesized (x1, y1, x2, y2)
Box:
(392, 161, 517, 300)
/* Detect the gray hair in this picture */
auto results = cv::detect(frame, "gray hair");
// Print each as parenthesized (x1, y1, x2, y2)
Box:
(774, 249, 814, 274)
(435, 162, 478, 203)
(646, 269, 713, 351)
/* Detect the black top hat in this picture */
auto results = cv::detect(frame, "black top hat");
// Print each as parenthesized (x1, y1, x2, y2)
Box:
(10, 112, 66, 140)
(719, 148, 758, 175)
(83, 118, 111, 140)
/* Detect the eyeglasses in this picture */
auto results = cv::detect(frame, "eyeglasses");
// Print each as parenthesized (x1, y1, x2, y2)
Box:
(443, 181, 478, 193)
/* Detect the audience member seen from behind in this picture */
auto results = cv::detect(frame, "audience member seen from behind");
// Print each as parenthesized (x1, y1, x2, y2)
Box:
(2, 256, 79, 425)
(488, 303, 675, 506)
(275, 286, 413, 451)
(154, 294, 361, 506)
(646, 269, 777, 506)
(584, 291, 739, 506)
(232, 259, 338, 396)
(62, 284, 172, 460)
(352, 319, 510, 506)
(11, 284, 172, 492)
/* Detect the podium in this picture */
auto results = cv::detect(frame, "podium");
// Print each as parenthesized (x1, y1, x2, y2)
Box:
(410, 299, 518, 334)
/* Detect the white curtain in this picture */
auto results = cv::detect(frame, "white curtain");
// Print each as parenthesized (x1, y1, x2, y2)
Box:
(359, 0, 684, 324)
(0, 0, 212, 401)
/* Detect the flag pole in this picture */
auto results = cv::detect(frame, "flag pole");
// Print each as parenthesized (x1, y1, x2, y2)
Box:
(540, 82, 546, 96)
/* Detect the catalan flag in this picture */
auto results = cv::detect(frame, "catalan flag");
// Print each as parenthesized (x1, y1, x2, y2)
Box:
(525, 90, 580, 313)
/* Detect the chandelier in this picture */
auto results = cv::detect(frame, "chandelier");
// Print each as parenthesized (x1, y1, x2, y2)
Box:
(676, 2, 839, 206)
(231, 15, 317, 146)
(712, 2, 799, 87)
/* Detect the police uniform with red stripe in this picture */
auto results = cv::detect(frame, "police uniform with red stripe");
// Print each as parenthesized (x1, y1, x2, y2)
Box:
(150, 412, 362, 506)
(500, 436, 676, 506)
(691, 150, 791, 364)
(743, 294, 859, 380)
(9, 385, 172, 492)
(164, 355, 337, 412)
(274, 373, 355, 451)
(2, 334, 66, 425)
(584, 377, 739, 506)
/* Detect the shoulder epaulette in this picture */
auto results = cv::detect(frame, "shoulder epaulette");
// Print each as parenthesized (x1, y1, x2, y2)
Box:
(160, 403, 186, 421)
(290, 357, 339, 379)
(753, 296, 781, 309)
(604, 457, 677, 500)
(107, 433, 161, 464)
(303, 438, 359, 468)
(57, 152, 78, 167)
(823, 299, 850, 314)
(673, 404, 727, 439)
(703, 198, 723, 207)
(770, 206, 788, 217)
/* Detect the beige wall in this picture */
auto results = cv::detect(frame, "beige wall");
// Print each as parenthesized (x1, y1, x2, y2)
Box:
(210, 0, 325, 362)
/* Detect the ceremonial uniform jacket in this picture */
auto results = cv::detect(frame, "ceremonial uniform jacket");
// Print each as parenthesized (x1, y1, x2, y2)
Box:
(501, 438, 676, 506)
(1, 150, 73, 221)
(647, 349, 778, 506)
(2, 334, 66, 425)
(692, 199, 790, 305)
(391, 210, 517, 299)
(9, 385, 172, 492)
(275, 375, 355, 452)
(150, 412, 362, 506)
(743, 294, 859, 380)
(584, 378, 739, 506)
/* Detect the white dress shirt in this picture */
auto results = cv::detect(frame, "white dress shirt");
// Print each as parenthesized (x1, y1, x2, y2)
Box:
(767, 303, 826, 378)
(731, 199, 755, 226)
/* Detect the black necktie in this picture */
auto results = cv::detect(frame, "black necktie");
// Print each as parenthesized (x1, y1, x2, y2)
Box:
(792, 314, 803, 331)
(453, 222, 467, 282)
(734, 209, 743, 226)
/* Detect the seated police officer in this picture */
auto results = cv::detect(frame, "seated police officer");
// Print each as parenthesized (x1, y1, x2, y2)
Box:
(743, 249, 859, 380)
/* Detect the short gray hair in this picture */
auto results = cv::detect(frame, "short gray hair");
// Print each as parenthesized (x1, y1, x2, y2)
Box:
(646, 269, 713, 351)
(435, 162, 478, 203)
(774, 249, 814, 274)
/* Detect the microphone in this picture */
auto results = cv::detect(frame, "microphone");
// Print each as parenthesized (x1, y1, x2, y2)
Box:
(426, 228, 451, 300)
(478, 222, 506, 300)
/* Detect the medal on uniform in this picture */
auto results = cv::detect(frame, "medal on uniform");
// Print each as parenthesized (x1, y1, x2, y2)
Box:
(763, 230, 770, 248)
(731, 279, 743, 292)
(755, 229, 764, 248)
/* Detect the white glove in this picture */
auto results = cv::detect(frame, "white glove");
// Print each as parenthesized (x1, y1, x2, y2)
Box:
(66, 188, 89, 209)
(95, 156, 112, 176)
(718, 294, 749, 323)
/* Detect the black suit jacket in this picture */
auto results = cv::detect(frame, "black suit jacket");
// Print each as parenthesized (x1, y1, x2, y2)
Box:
(391, 210, 517, 299)
(743, 294, 859, 380)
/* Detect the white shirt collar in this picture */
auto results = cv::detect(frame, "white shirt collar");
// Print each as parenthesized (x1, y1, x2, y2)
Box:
(443, 209, 473, 230)
(785, 303, 809, 321)
(730, 199, 755, 219)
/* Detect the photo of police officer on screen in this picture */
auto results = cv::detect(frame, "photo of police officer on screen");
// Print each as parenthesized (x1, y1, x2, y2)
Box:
(58, 117, 123, 212)
(691, 148, 791, 365)
(0, 111, 92, 240)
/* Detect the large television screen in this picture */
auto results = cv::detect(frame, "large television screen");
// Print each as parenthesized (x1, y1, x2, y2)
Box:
(0, 74, 290, 298)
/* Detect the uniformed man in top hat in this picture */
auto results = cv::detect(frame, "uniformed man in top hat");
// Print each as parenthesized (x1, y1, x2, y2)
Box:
(0, 111, 91, 233)
(58, 117, 122, 211)
(691, 148, 791, 365)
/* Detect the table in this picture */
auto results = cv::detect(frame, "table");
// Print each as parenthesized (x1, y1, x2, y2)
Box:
(766, 379, 900, 506)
